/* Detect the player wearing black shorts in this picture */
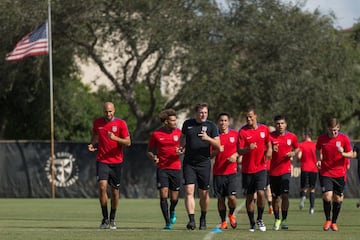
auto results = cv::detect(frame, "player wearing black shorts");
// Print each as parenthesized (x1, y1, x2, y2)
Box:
(147, 109, 182, 230)
(180, 103, 220, 230)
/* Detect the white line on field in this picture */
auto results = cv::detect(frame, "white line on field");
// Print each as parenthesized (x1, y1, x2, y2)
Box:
(202, 200, 245, 240)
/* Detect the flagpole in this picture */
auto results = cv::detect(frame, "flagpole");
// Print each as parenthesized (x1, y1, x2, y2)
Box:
(48, 0, 55, 199)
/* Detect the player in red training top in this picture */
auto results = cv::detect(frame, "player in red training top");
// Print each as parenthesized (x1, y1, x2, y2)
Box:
(88, 102, 131, 230)
(297, 130, 318, 214)
(147, 109, 182, 230)
(237, 108, 272, 232)
(211, 113, 239, 230)
(316, 118, 352, 232)
(269, 115, 299, 231)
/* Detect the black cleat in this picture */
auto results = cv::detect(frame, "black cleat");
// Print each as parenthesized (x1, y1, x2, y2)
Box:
(186, 221, 196, 230)
(199, 218, 207, 230)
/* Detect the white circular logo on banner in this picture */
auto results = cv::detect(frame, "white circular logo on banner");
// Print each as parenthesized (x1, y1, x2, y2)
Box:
(45, 152, 79, 187)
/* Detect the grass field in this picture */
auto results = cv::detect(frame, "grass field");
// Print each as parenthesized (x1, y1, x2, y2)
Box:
(0, 198, 359, 240)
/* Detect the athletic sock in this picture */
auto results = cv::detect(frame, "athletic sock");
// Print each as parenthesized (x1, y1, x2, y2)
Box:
(257, 206, 264, 220)
(189, 214, 195, 222)
(200, 211, 207, 220)
(247, 210, 255, 225)
(101, 205, 108, 220)
(109, 208, 116, 221)
(323, 199, 331, 221)
(219, 209, 226, 222)
(160, 198, 170, 224)
(281, 210, 288, 220)
(332, 202, 342, 223)
(310, 192, 315, 208)
(229, 207, 235, 215)
(170, 199, 178, 213)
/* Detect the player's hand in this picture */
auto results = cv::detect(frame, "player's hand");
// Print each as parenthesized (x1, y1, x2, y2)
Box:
(316, 160, 321, 169)
(176, 146, 185, 155)
(249, 142, 257, 150)
(219, 145, 224, 152)
(88, 143, 97, 152)
(152, 155, 159, 164)
(198, 131, 210, 141)
(107, 131, 115, 140)
(337, 146, 344, 154)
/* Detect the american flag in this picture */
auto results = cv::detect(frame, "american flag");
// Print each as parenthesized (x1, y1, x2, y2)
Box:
(6, 23, 48, 61)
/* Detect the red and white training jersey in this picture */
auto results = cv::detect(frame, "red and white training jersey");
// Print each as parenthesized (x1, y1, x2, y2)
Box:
(270, 131, 299, 176)
(316, 132, 351, 178)
(299, 140, 318, 172)
(213, 129, 238, 175)
(93, 117, 130, 164)
(238, 124, 270, 174)
(148, 127, 182, 170)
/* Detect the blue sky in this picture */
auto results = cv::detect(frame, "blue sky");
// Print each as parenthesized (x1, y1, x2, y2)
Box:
(218, 0, 360, 29)
(283, 0, 360, 29)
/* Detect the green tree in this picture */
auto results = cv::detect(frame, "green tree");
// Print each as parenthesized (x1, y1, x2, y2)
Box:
(219, 0, 360, 135)
(0, 0, 99, 141)
(55, 0, 225, 140)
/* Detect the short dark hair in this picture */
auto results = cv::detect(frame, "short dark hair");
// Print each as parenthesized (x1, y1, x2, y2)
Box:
(159, 109, 176, 123)
(274, 114, 286, 122)
(327, 118, 340, 128)
(194, 103, 209, 113)
(216, 112, 230, 121)
(303, 128, 312, 136)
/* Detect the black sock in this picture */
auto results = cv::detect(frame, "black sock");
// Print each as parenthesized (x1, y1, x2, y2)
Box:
(189, 214, 195, 222)
(323, 199, 331, 221)
(310, 192, 315, 208)
(160, 198, 169, 224)
(229, 207, 235, 215)
(101, 205, 108, 220)
(200, 211, 207, 220)
(268, 201, 272, 207)
(281, 210, 288, 220)
(219, 209, 226, 222)
(332, 202, 342, 223)
(247, 210, 255, 225)
(109, 208, 116, 221)
(170, 199, 178, 213)
(257, 206, 264, 220)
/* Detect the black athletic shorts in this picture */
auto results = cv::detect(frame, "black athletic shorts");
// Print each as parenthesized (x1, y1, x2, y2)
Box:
(300, 171, 317, 189)
(157, 168, 181, 191)
(183, 160, 211, 190)
(242, 170, 267, 195)
(96, 161, 122, 189)
(319, 175, 345, 197)
(213, 173, 238, 198)
(270, 173, 290, 197)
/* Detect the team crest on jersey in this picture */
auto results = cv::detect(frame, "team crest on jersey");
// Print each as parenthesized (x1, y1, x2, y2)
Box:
(287, 139, 292, 145)
(230, 137, 235, 143)
(260, 132, 265, 138)
(201, 126, 208, 132)
(336, 141, 341, 147)
(112, 126, 118, 132)
(173, 135, 179, 141)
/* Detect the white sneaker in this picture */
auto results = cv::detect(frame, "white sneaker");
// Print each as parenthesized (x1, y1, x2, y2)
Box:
(309, 208, 314, 214)
(109, 220, 117, 230)
(249, 223, 256, 232)
(99, 219, 109, 229)
(256, 219, 266, 232)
